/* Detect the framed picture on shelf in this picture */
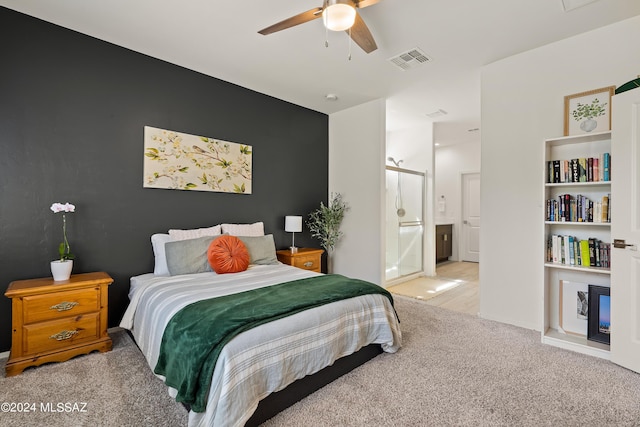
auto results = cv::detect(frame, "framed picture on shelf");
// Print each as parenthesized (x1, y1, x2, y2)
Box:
(564, 86, 615, 136)
(559, 280, 589, 337)
(587, 285, 611, 345)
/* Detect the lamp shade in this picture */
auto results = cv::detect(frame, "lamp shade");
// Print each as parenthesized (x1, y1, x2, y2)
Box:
(285, 216, 303, 233)
(322, 0, 356, 31)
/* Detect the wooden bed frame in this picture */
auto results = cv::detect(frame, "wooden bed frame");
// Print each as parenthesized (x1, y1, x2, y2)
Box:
(246, 343, 383, 426)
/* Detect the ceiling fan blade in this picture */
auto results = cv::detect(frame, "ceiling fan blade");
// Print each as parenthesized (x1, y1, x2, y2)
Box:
(258, 8, 323, 35)
(354, 0, 382, 8)
(348, 12, 377, 53)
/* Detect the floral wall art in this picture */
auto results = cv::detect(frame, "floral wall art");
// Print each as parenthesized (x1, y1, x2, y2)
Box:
(143, 126, 252, 194)
(563, 86, 615, 136)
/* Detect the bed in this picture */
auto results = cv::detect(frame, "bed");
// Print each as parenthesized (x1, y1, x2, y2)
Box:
(119, 225, 402, 427)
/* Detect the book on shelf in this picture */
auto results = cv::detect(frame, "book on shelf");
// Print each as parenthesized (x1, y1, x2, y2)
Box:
(545, 193, 610, 223)
(580, 239, 590, 267)
(578, 158, 587, 182)
(546, 235, 610, 269)
(546, 153, 610, 184)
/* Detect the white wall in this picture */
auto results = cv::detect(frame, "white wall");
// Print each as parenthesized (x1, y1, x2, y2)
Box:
(434, 139, 481, 261)
(480, 15, 640, 330)
(329, 99, 386, 285)
(386, 121, 435, 276)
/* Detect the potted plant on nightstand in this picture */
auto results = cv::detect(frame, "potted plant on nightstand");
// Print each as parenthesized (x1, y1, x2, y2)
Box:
(50, 202, 75, 281)
(307, 193, 349, 274)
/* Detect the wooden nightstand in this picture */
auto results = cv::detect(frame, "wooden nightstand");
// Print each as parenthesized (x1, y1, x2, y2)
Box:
(276, 248, 324, 273)
(4, 271, 113, 376)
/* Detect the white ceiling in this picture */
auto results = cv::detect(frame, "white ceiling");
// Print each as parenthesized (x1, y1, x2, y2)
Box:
(2, 0, 639, 145)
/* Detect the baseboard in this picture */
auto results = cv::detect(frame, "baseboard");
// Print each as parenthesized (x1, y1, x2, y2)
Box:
(0, 350, 9, 360)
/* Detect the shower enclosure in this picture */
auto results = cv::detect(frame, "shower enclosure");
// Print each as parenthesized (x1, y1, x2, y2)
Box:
(385, 163, 425, 282)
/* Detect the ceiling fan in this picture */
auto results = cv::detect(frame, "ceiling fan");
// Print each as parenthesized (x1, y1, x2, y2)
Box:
(258, 0, 381, 54)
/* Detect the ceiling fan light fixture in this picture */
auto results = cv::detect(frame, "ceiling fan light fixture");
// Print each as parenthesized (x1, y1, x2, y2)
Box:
(323, 0, 356, 31)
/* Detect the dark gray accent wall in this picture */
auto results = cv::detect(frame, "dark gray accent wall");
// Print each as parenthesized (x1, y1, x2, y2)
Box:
(0, 7, 328, 352)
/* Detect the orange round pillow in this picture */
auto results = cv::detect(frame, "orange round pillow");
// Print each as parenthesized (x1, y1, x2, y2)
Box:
(207, 235, 250, 274)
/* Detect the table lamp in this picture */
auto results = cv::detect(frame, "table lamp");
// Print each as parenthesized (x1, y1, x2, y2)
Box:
(285, 215, 303, 253)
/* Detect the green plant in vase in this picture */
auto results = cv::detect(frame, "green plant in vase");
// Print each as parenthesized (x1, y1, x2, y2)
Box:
(307, 193, 349, 274)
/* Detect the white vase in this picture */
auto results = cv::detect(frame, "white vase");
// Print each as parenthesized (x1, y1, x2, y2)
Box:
(50, 260, 73, 281)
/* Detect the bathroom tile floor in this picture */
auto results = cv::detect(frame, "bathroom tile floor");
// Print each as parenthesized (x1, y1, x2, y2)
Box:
(388, 261, 479, 316)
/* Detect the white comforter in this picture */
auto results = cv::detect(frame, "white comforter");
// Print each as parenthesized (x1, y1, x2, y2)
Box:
(120, 263, 401, 427)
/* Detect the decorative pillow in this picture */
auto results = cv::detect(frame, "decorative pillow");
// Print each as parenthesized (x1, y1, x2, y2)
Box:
(151, 233, 172, 276)
(165, 235, 220, 276)
(168, 225, 222, 241)
(221, 222, 264, 237)
(208, 235, 250, 274)
(237, 235, 279, 265)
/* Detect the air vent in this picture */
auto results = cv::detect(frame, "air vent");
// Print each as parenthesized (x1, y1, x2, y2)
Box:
(388, 48, 432, 71)
(426, 109, 448, 119)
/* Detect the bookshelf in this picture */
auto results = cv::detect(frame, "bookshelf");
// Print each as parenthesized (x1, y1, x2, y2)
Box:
(542, 130, 611, 359)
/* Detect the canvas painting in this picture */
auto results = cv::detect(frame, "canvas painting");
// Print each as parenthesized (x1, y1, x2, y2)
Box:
(143, 126, 252, 194)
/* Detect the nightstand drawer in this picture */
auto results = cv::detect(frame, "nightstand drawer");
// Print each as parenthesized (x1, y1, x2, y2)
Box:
(292, 255, 320, 271)
(23, 287, 100, 324)
(23, 313, 100, 355)
(276, 248, 324, 273)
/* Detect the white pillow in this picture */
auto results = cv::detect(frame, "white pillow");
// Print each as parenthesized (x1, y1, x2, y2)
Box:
(221, 222, 264, 237)
(151, 233, 172, 276)
(168, 225, 222, 241)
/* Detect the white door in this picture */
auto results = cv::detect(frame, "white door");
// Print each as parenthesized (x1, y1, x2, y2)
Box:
(462, 173, 480, 262)
(611, 88, 640, 374)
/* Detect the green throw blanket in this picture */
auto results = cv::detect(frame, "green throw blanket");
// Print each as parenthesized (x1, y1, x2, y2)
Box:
(154, 274, 395, 412)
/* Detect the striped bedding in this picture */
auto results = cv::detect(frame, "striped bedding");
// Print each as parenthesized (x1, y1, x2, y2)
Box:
(120, 263, 402, 427)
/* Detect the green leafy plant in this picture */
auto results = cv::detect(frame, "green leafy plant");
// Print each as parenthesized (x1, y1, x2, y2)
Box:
(307, 193, 349, 254)
(572, 98, 607, 121)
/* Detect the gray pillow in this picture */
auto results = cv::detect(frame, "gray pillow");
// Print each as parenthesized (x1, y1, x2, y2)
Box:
(165, 235, 220, 276)
(238, 234, 279, 265)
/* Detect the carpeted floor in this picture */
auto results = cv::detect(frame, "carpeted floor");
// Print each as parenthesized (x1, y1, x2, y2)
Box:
(1, 295, 639, 426)
(0, 330, 188, 427)
(263, 296, 640, 426)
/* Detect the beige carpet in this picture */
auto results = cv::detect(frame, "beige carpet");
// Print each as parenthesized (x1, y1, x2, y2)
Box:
(263, 295, 640, 426)
(2, 296, 639, 426)
(0, 331, 187, 427)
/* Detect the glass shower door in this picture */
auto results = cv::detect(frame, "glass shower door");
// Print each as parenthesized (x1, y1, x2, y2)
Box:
(385, 167, 424, 282)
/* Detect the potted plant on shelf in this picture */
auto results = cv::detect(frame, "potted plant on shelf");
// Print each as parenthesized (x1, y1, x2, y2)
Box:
(50, 202, 76, 281)
(307, 193, 349, 274)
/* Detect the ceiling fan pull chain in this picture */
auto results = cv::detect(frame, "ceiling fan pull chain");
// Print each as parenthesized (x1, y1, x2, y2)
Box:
(325, 22, 329, 48)
(348, 27, 352, 60)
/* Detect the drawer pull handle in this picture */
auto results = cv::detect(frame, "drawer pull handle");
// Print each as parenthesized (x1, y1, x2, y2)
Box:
(304, 261, 314, 267)
(50, 301, 79, 312)
(50, 330, 79, 341)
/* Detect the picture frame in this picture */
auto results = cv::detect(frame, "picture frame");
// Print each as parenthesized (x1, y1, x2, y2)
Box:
(564, 86, 615, 136)
(143, 126, 252, 194)
(559, 280, 589, 337)
(587, 285, 610, 345)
